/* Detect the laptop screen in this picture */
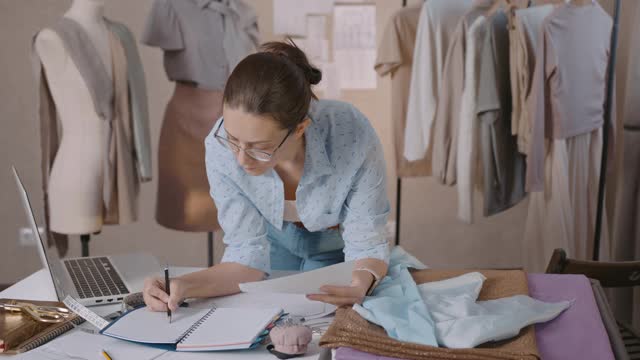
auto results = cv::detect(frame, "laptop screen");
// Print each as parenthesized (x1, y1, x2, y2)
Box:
(12, 166, 66, 301)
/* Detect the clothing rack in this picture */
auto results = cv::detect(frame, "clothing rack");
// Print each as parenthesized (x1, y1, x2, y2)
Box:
(593, 0, 621, 261)
(395, 0, 408, 246)
(394, 0, 619, 257)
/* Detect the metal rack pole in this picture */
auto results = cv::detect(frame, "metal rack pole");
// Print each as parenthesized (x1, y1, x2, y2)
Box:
(593, 0, 621, 261)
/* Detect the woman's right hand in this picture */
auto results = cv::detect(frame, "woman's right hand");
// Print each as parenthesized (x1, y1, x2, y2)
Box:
(142, 276, 187, 312)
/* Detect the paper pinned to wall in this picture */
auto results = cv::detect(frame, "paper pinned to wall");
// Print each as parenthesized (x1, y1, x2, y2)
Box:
(273, 0, 334, 36)
(297, 38, 329, 63)
(333, 4, 377, 89)
(306, 14, 327, 39)
(316, 62, 342, 100)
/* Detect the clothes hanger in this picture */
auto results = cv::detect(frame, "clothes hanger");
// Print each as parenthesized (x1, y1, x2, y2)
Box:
(569, 0, 594, 5)
(532, 0, 569, 5)
(486, 0, 527, 16)
(486, 0, 508, 16)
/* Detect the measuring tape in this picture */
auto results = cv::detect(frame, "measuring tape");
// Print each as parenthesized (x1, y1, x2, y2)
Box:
(63, 296, 110, 330)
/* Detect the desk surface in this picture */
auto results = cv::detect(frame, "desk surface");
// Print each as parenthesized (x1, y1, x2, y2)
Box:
(1, 267, 328, 360)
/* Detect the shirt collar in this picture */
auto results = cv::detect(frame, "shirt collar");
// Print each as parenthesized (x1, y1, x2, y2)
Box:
(195, 0, 231, 10)
(300, 109, 333, 183)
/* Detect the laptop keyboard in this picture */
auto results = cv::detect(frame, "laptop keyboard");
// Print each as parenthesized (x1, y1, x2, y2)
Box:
(64, 257, 129, 299)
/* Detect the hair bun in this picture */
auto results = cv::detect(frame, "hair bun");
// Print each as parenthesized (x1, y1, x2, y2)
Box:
(259, 40, 322, 86)
(306, 67, 322, 85)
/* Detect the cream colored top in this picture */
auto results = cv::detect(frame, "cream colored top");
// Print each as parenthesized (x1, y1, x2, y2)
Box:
(527, 2, 614, 191)
(283, 200, 301, 223)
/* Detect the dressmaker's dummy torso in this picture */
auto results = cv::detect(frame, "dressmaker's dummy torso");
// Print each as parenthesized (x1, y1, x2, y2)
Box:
(35, 0, 112, 234)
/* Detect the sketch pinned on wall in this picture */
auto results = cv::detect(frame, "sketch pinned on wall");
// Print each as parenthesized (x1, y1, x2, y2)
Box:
(273, 0, 334, 36)
(333, 4, 377, 89)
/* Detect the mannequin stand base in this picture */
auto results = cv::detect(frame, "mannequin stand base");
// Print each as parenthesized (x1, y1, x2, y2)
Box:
(80, 234, 90, 257)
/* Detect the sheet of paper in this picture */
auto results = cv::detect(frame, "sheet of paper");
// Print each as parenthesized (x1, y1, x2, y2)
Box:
(316, 61, 342, 99)
(188, 292, 336, 320)
(332, 4, 377, 89)
(239, 261, 354, 294)
(307, 14, 327, 39)
(297, 38, 329, 63)
(11, 331, 168, 360)
(102, 307, 211, 344)
(273, 0, 334, 36)
(335, 49, 377, 89)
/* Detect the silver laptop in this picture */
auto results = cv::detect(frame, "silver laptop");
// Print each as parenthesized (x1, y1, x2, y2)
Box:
(13, 166, 162, 306)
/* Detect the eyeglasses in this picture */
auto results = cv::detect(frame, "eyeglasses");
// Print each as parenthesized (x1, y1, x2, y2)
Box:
(214, 118, 293, 162)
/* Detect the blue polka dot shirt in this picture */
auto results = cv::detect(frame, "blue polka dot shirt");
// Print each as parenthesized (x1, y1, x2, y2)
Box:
(204, 99, 391, 274)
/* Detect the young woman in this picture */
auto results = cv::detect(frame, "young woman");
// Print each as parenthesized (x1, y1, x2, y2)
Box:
(143, 41, 390, 310)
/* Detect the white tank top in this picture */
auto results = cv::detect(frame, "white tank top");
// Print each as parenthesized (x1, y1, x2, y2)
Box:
(283, 200, 301, 222)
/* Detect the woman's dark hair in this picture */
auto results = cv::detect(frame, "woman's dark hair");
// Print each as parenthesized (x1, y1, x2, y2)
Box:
(223, 39, 322, 130)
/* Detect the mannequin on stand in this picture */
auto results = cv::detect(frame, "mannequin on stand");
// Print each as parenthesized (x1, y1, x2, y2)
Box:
(143, 0, 259, 266)
(34, 0, 151, 257)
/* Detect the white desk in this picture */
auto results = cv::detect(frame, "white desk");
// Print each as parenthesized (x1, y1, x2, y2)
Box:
(1, 267, 330, 360)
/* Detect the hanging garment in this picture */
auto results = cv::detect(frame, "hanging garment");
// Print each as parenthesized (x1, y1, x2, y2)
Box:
(142, 0, 259, 91)
(195, 0, 259, 71)
(523, 129, 610, 272)
(432, 5, 489, 186)
(33, 18, 150, 255)
(455, 14, 487, 223)
(526, 2, 615, 192)
(155, 84, 223, 232)
(403, 0, 472, 162)
(612, 5, 640, 328)
(510, 5, 554, 155)
(108, 21, 152, 182)
(477, 10, 526, 217)
(375, 5, 431, 177)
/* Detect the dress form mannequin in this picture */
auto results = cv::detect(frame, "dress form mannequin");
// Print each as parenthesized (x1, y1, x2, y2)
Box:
(35, 0, 111, 253)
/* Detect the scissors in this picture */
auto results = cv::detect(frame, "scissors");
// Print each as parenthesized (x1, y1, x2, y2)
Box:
(0, 302, 71, 323)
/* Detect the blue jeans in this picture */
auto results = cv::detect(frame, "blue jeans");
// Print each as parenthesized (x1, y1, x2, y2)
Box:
(268, 222, 345, 272)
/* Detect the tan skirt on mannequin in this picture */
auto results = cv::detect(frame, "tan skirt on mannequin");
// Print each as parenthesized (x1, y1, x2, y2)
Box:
(156, 82, 222, 232)
(523, 129, 610, 272)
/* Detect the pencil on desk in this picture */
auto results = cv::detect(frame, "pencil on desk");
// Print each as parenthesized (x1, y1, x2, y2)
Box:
(101, 349, 113, 360)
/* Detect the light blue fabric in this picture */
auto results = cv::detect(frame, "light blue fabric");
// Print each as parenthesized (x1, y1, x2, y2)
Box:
(353, 247, 438, 347)
(268, 221, 344, 272)
(353, 249, 571, 349)
(419, 272, 571, 348)
(204, 99, 391, 274)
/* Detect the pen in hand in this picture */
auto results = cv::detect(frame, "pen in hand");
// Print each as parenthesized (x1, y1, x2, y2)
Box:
(164, 266, 171, 324)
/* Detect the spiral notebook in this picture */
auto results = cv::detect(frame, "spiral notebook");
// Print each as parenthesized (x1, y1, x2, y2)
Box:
(100, 306, 283, 352)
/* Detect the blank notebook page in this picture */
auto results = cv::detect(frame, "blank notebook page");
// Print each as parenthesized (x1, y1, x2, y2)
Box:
(102, 307, 211, 344)
(176, 307, 282, 351)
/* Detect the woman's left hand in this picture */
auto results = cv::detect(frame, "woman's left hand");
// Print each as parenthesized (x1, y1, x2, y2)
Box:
(306, 271, 373, 306)
(306, 284, 368, 306)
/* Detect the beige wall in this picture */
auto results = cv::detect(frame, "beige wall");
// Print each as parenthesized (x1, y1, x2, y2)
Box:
(0, 0, 634, 285)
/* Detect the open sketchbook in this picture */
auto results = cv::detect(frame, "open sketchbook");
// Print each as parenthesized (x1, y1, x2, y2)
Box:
(101, 306, 283, 352)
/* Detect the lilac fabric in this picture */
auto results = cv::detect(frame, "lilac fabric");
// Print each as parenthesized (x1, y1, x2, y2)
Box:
(334, 274, 615, 360)
(528, 274, 614, 360)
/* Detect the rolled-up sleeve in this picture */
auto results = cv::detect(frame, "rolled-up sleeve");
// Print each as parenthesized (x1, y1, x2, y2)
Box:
(340, 130, 391, 264)
(205, 140, 270, 274)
